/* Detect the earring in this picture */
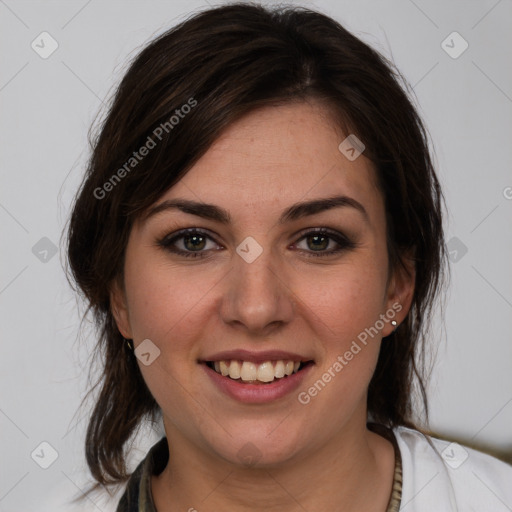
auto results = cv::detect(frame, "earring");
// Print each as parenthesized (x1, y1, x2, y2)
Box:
(391, 320, 398, 332)
(124, 338, 134, 351)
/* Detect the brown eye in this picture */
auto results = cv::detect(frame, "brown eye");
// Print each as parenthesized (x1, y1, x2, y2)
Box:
(182, 233, 207, 251)
(305, 234, 330, 251)
(158, 229, 222, 258)
(294, 228, 356, 257)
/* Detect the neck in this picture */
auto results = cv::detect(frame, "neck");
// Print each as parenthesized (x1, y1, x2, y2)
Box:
(152, 415, 395, 512)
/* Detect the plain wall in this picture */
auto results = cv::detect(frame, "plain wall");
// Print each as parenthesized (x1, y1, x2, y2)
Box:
(1, 0, 511, 510)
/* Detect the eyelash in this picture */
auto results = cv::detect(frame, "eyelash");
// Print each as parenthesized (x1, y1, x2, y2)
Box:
(156, 227, 357, 259)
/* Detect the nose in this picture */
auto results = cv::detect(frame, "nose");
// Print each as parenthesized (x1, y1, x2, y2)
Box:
(219, 244, 295, 337)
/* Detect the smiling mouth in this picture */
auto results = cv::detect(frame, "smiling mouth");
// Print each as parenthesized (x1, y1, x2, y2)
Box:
(204, 359, 314, 384)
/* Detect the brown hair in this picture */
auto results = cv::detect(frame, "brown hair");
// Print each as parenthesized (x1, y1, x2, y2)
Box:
(67, 2, 446, 486)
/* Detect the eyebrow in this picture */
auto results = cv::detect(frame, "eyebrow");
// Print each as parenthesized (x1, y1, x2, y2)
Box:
(143, 195, 369, 225)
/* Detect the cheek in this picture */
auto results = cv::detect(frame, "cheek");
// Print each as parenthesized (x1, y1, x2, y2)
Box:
(294, 259, 388, 339)
(122, 248, 220, 345)
(121, 251, 216, 409)
(292, 279, 385, 427)
(289, 257, 388, 396)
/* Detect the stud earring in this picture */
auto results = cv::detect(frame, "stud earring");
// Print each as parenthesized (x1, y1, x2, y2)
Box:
(391, 320, 398, 332)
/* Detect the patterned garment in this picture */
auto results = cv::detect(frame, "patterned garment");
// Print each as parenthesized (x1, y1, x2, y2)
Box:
(116, 423, 402, 511)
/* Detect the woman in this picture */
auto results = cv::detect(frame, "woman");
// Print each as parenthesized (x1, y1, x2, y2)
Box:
(67, 3, 512, 511)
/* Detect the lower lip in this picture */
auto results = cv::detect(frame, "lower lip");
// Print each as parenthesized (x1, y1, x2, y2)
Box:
(202, 363, 313, 404)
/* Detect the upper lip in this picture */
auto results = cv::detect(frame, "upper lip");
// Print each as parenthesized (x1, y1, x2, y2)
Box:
(200, 349, 313, 365)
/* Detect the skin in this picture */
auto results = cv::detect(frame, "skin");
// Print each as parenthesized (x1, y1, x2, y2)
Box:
(111, 100, 415, 511)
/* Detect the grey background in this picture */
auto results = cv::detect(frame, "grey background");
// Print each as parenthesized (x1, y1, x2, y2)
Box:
(1, 0, 511, 510)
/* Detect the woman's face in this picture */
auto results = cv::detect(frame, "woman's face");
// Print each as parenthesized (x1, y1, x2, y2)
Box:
(112, 100, 413, 466)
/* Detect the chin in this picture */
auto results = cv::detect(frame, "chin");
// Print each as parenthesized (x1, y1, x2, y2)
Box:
(202, 423, 307, 469)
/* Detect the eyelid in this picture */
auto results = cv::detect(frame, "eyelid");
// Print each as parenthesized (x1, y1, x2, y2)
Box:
(294, 226, 348, 238)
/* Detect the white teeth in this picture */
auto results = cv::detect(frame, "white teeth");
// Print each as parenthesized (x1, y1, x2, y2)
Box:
(257, 361, 275, 383)
(210, 359, 304, 383)
(240, 361, 258, 381)
(274, 360, 285, 378)
(219, 361, 229, 377)
(228, 360, 241, 379)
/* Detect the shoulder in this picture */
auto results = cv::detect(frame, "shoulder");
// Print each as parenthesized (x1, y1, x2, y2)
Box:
(393, 425, 512, 511)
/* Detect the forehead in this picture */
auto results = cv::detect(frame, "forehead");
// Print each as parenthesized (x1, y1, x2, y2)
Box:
(153, 101, 383, 223)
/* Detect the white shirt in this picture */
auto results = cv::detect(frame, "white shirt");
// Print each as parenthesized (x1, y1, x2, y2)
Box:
(394, 426, 512, 511)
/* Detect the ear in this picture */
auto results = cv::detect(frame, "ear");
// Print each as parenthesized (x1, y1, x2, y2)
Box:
(110, 277, 133, 339)
(381, 252, 415, 337)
